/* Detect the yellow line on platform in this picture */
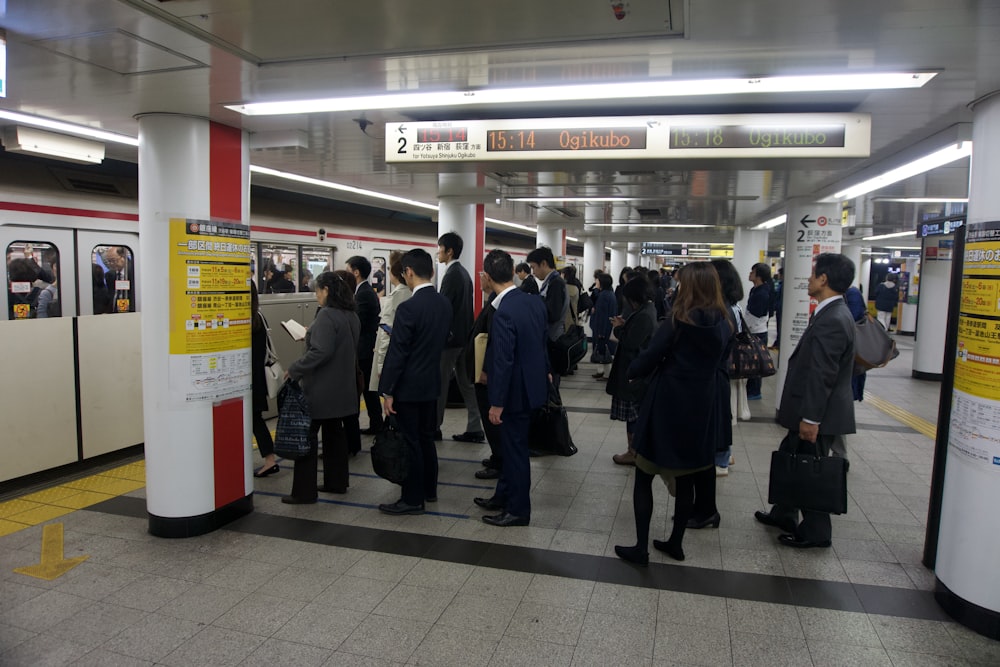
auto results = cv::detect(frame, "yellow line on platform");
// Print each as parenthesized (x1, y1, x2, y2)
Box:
(864, 392, 937, 440)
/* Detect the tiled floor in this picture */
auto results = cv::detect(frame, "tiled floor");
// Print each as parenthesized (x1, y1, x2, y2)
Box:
(1, 335, 999, 665)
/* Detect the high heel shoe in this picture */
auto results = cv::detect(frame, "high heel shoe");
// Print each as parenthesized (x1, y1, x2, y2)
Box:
(253, 464, 280, 478)
(652, 539, 685, 561)
(686, 512, 721, 530)
(614, 544, 649, 567)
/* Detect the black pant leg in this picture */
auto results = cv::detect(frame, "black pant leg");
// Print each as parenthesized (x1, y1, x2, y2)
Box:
(498, 410, 531, 517)
(394, 401, 424, 506)
(668, 471, 697, 545)
(343, 413, 362, 455)
(692, 465, 718, 520)
(252, 411, 274, 458)
(321, 418, 349, 490)
(797, 435, 835, 543)
(417, 400, 439, 501)
(475, 383, 503, 465)
(291, 421, 320, 500)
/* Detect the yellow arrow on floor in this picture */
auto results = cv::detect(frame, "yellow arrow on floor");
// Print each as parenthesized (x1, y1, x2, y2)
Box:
(14, 523, 88, 580)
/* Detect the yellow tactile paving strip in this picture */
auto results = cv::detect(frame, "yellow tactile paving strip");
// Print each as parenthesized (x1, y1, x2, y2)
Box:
(864, 391, 938, 440)
(0, 460, 146, 537)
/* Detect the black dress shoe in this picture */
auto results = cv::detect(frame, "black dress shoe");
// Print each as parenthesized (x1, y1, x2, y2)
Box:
(482, 512, 529, 527)
(614, 545, 649, 567)
(474, 497, 504, 511)
(425, 496, 437, 503)
(378, 500, 425, 515)
(360, 426, 383, 436)
(754, 510, 796, 534)
(778, 534, 832, 549)
(652, 539, 685, 561)
(453, 431, 486, 443)
(475, 468, 500, 480)
(253, 464, 280, 478)
(686, 512, 721, 529)
(281, 495, 317, 505)
(317, 485, 347, 494)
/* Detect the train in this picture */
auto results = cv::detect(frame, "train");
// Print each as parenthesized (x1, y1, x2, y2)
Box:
(0, 153, 583, 486)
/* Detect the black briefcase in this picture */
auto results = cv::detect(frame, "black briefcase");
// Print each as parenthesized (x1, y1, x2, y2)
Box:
(371, 416, 409, 485)
(767, 434, 848, 514)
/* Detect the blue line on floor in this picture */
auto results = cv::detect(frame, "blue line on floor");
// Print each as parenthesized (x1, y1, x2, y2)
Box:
(253, 490, 471, 519)
(346, 470, 494, 490)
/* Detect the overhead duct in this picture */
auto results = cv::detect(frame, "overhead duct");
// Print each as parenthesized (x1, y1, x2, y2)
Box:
(2, 125, 105, 164)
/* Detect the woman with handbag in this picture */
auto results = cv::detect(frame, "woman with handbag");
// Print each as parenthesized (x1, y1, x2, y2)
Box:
(615, 262, 733, 565)
(608, 274, 658, 466)
(282, 272, 361, 503)
(744, 263, 774, 400)
(590, 273, 617, 379)
(250, 284, 279, 478)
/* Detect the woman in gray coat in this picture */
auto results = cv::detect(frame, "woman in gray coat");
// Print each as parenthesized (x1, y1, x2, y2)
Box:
(283, 272, 361, 503)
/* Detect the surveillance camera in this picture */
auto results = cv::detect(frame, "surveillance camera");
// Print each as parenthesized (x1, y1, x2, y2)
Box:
(317, 228, 327, 241)
(848, 228, 856, 236)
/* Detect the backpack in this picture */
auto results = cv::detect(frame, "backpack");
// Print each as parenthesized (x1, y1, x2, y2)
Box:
(576, 289, 593, 314)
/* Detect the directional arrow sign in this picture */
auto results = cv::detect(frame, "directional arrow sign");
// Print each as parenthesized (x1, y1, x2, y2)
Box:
(398, 125, 407, 134)
(14, 523, 88, 580)
(800, 215, 816, 228)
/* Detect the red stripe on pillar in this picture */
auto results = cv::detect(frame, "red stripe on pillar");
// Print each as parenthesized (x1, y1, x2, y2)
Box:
(474, 173, 486, 316)
(209, 122, 243, 222)
(212, 398, 245, 508)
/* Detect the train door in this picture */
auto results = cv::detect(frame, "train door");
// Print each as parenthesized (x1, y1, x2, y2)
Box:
(371, 248, 390, 297)
(74, 230, 144, 460)
(0, 226, 78, 481)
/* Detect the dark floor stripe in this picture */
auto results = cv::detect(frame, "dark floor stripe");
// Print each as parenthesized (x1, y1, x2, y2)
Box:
(87, 495, 947, 622)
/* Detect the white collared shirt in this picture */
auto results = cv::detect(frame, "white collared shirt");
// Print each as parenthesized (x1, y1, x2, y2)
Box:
(812, 294, 842, 317)
(491, 284, 518, 310)
(411, 282, 434, 295)
(354, 278, 369, 295)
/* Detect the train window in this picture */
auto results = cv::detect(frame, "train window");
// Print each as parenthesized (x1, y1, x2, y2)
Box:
(91, 245, 136, 314)
(259, 243, 298, 294)
(371, 255, 387, 297)
(6, 241, 61, 320)
(300, 246, 332, 293)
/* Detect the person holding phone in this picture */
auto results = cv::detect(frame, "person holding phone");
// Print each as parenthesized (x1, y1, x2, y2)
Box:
(370, 251, 411, 393)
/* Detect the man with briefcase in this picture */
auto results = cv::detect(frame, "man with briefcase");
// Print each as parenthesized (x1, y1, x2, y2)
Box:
(755, 253, 857, 549)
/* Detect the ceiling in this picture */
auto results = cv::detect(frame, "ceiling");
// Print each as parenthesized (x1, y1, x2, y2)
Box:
(1, 0, 997, 249)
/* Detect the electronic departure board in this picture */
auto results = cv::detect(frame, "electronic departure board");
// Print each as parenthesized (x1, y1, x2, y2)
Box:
(385, 113, 870, 164)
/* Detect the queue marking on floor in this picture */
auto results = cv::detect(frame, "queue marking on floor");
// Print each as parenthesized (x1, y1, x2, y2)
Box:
(864, 391, 937, 440)
(14, 522, 89, 580)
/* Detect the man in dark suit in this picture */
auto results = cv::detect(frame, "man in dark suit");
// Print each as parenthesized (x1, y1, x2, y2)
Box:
(474, 249, 549, 527)
(755, 253, 857, 549)
(378, 249, 453, 515)
(435, 233, 484, 443)
(102, 246, 136, 312)
(516, 263, 539, 295)
(527, 246, 568, 387)
(347, 256, 383, 438)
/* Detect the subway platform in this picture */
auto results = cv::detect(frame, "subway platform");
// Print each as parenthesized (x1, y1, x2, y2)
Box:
(0, 337, 998, 666)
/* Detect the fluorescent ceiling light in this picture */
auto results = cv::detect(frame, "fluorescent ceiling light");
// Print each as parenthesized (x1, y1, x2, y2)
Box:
(862, 230, 915, 241)
(566, 236, 579, 242)
(754, 214, 787, 230)
(227, 72, 936, 116)
(0, 109, 138, 146)
(875, 197, 968, 203)
(590, 223, 711, 228)
(484, 216, 535, 233)
(833, 142, 972, 201)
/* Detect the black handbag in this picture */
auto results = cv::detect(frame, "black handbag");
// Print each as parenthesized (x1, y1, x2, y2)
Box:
(767, 434, 848, 514)
(590, 337, 613, 365)
(729, 313, 776, 379)
(273, 380, 312, 460)
(370, 416, 409, 484)
(528, 383, 578, 457)
(548, 324, 587, 375)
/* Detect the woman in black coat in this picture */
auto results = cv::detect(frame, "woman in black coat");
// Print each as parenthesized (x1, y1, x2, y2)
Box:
(615, 262, 733, 565)
(250, 284, 279, 477)
(608, 275, 657, 466)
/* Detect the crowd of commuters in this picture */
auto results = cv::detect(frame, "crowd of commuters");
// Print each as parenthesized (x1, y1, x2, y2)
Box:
(251, 240, 860, 552)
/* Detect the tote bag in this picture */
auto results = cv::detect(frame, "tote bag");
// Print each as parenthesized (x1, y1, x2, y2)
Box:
(729, 313, 776, 379)
(371, 416, 409, 484)
(854, 313, 899, 375)
(768, 434, 848, 515)
(273, 381, 312, 460)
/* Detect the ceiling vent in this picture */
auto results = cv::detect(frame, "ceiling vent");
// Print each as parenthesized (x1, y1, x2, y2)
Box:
(637, 207, 662, 217)
(542, 206, 582, 219)
(50, 167, 133, 198)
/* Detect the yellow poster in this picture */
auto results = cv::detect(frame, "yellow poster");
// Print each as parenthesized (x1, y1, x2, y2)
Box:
(169, 218, 252, 355)
(954, 224, 1000, 409)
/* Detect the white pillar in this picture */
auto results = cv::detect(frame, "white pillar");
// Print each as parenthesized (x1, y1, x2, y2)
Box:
(438, 173, 483, 289)
(912, 237, 952, 378)
(897, 256, 920, 334)
(610, 245, 627, 287)
(775, 201, 842, 407)
(732, 227, 769, 309)
(139, 115, 253, 536)
(535, 172, 564, 257)
(842, 244, 864, 290)
(935, 91, 1000, 636)
(860, 257, 874, 296)
(627, 242, 641, 270)
(583, 236, 605, 282)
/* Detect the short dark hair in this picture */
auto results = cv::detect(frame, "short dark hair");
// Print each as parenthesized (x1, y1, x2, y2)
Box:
(401, 248, 434, 280)
(315, 271, 357, 311)
(346, 255, 371, 279)
(515, 262, 531, 275)
(561, 265, 577, 282)
(751, 262, 772, 284)
(526, 246, 555, 269)
(8, 258, 39, 282)
(334, 269, 356, 291)
(437, 232, 464, 260)
(622, 273, 650, 305)
(598, 273, 613, 290)
(710, 259, 744, 305)
(814, 253, 855, 293)
(483, 249, 514, 283)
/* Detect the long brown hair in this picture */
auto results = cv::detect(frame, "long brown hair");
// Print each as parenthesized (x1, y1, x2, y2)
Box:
(671, 262, 731, 328)
(250, 281, 263, 331)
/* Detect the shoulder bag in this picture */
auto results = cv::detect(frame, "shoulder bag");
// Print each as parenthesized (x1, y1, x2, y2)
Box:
(854, 313, 899, 375)
(273, 380, 311, 460)
(549, 324, 587, 375)
(729, 312, 776, 379)
(371, 416, 409, 484)
(768, 434, 848, 514)
(261, 313, 285, 399)
(528, 382, 578, 457)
